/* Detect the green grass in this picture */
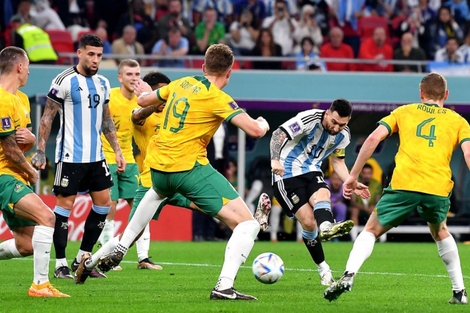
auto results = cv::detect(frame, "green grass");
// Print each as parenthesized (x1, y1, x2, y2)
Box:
(0, 241, 469, 312)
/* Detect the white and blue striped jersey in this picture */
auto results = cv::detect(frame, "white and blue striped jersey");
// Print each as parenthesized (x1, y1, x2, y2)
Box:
(274, 109, 351, 182)
(47, 67, 111, 164)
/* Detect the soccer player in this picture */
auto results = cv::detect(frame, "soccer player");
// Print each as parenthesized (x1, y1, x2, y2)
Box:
(31, 34, 125, 280)
(98, 44, 270, 300)
(0, 47, 68, 297)
(270, 100, 370, 286)
(324, 73, 469, 305)
(98, 59, 141, 249)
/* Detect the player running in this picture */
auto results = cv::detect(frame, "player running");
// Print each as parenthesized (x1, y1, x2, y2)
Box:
(0, 47, 68, 297)
(97, 44, 270, 300)
(324, 73, 469, 305)
(270, 100, 370, 286)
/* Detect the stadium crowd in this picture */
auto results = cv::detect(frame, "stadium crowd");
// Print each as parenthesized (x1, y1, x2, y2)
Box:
(2, 0, 470, 71)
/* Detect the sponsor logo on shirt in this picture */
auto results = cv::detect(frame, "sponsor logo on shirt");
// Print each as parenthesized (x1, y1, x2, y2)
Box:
(289, 122, 300, 134)
(1, 117, 12, 130)
(50, 88, 59, 96)
(228, 101, 240, 110)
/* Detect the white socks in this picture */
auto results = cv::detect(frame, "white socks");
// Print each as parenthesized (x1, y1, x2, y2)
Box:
(99, 219, 115, 245)
(350, 226, 359, 241)
(76, 249, 90, 263)
(136, 224, 151, 262)
(0, 239, 22, 259)
(317, 261, 331, 276)
(86, 236, 120, 269)
(269, 205, 281, 241)
(345, 230, 376, 274)
(32, 225, 54, 285)
(55, 258, 68, 268)
(120, 188, 165, 250)
(216, 219, 260, 291)
(437, 236, 465, 291)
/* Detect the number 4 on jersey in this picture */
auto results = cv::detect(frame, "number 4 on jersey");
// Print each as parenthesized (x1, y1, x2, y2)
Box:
(416, 118, 436, 147)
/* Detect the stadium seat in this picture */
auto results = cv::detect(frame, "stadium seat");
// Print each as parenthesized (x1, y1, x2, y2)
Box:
(359, 16, 390, 39)
(45, 30, 75, 65)
(77, 30, 95, 43)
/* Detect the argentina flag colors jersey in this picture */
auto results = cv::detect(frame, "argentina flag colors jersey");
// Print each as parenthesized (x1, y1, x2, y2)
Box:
(274, 109, 351, 183)
(47, 67, 111, 163)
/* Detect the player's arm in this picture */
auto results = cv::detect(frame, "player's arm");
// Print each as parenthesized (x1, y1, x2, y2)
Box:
(330, 155, 350, 182)
(31, 99, 60, 170)
(230, 112, 269, 138)
(15, 127, 36, 151)
(131, 106, 160, 126)
(461, 141, 470, 171)
(137, 91, 165, 108)
(102, 102, 126, 173)
(0, 134, 38, 185)
(269, 128, 288, 177)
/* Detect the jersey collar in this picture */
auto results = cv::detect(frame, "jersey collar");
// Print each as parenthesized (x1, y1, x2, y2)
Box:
(423, 103, 439, 108)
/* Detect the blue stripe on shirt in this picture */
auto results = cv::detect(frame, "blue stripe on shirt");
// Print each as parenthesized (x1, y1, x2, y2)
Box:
(284, 124, 318, 178)
(85, 77, 98, 162)
(71, 76, 83, 162)
(315, 133, 345, 170)
(302, 129, 328, 174)
(98, 77, 107, 160)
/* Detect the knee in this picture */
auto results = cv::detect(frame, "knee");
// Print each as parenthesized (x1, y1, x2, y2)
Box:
(431, 225, 450, 241)
(36, 205, 55, 227)
(15, 240, 33, 256)
(301, 219, 317, 232)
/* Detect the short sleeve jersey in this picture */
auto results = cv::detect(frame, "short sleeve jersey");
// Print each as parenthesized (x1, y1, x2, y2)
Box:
(47, 67, 111, 163)
(0, 87, 32, 184)
(145, 76, 244, 172)
(275, 109, 351, 182)
(379, 103, 470, 197)
(102, 88, 139, 164)
(133, 112, 162, 187)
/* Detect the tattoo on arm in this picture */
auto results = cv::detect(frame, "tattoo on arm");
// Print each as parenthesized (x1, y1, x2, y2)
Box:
(270, 128, 288, 160)
(102, 103, 121, 153)
(37, 99, 60, 152)
(131, 105, 160, 126)
(0, 134, 32, 174)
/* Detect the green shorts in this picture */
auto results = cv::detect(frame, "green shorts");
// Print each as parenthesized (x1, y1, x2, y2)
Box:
(129, 186, 192, 221)
(0, 174, 35, 229)
(151, 162, 239, 216)
(109, 163, 139, 201)
(376, 187, 450, 227)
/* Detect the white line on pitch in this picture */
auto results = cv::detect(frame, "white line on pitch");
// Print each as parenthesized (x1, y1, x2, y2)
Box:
(12, 258, 470, 279)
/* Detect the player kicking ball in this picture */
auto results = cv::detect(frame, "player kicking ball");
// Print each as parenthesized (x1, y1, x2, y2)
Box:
(324, 73, 468, 305)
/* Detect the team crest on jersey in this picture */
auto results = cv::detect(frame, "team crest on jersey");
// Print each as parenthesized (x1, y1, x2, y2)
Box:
(50, 88, 58, 96)
(1, 117, 11, 130)
(228, 101, 239, 110)
(289, 122, 301, 134)
(14, 184, 24, 193)
(290, 193, 300, 204)
(333, 149, 341, 154)
(61, 177, 69, 187)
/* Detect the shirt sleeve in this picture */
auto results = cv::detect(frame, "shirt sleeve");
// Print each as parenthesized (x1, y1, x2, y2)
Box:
(458, 117, 470, 145)
(104, 78, 111, 104)
(152, 40, 163, 54)
(279, 110, 320, 140)
(156, 79, 177, 102)
(212, 93, 244, 122)
(47, 74, 69, 105)
(378, 108, 400, 136)
(0, 102, 17, 137)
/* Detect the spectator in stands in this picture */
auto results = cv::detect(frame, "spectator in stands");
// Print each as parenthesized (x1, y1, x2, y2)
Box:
(53, 0, 91, 28)
(229, 8, 259, 55)
(192, 0, 234, 26)
(11, 18, 58, 64)
(398, 6, 435, 59)
(251, 28, 283, 69)
(111, 25, 145, 63)
(154, 0, 170, 21)
(194, 7, 225, 54)
(234, 0, 266, 28)
(327, 171, 348, 223)
(95, 27, 111, 54)
(262, 0, 297, 56)
(115, 0, 157, 53)
(349, 163, 382, 241)
(10, 0, 39, 26)
(358, 26, 393, 72)
(457, 31, 470, 62)
(294, 5, 323, 54)
(394, 32, 427, 72)
(151, 27, 189, 67)
(320, 27, 356, 71)
(295, 37, 325, 70)
(263, 0, 299, 18)
(158, 0, 193, 41)
(92, 0, 128, 37)
(443, 0, 470, 27)
(298, 0, 330, 35)
(31, 0, 66, 30)
(434, 36, 464, 63)
(434, 6, 463, 50)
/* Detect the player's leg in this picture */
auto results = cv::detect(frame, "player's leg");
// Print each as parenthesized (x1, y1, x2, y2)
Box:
(269, 198, 282, 242)
(53, 194, 75, 278)
(99, 164, 120, 246)
(349, 205, 360, 241)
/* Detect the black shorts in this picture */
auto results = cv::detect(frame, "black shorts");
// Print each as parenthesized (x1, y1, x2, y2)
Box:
(273, 172, 329, 218)
(53, 160, 114, 197)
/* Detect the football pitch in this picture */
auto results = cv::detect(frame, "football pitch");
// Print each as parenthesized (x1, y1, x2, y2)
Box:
(1, 241, 469, 313)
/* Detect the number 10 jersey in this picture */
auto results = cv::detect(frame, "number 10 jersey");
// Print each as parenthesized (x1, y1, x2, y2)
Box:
(47, 67, 111, 164)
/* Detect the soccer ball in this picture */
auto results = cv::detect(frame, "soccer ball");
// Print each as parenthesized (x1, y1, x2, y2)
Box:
(252, 252, 284, 284)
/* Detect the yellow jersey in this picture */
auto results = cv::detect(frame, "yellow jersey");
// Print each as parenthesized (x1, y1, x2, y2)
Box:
(145, 76, 244, 172)
(0, 87, 32, 184)
(102, 87, 139, 164)
(133, 112, 162, 188)
(380, 103, 470, 197)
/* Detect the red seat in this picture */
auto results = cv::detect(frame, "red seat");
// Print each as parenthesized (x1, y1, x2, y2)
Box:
(45, 30, 74, 64)
(359, 16, 389, 39)
(77, 30, 95, 43)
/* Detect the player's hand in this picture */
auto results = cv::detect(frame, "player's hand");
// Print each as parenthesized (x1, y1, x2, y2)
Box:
(28, 169, 39, 185)
(271, 160, 285, 177)
(133, 79, 152, 97)
(15, 128, 36, 145)
(256, 117, 270, 133)
(115, 153, 126, 173)
(31, 150, 47, 170)
(342, 175, 358, 199)
(354, 182, 370, 199)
